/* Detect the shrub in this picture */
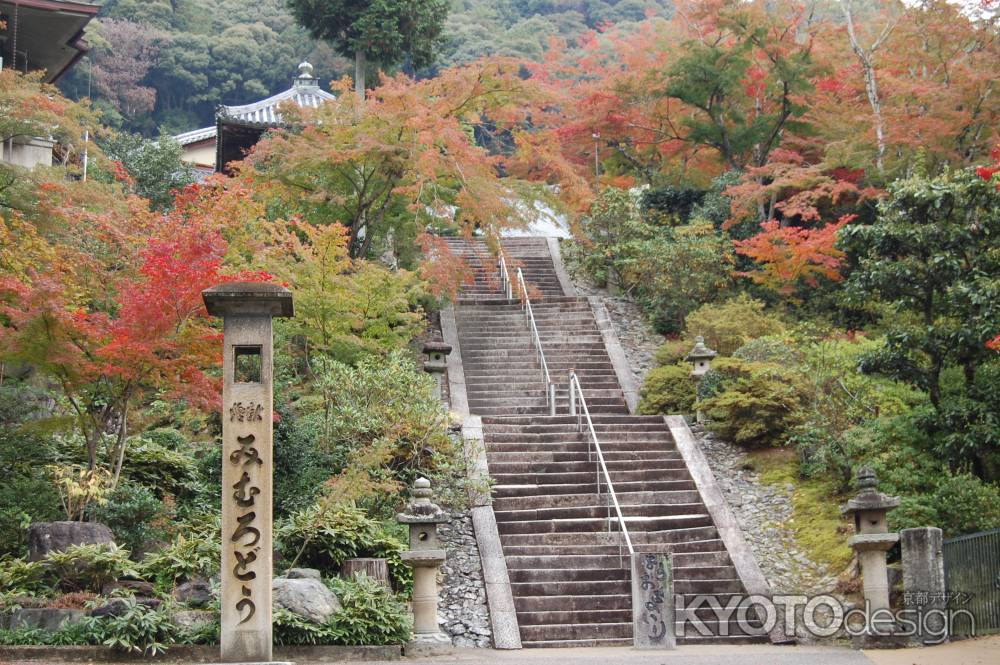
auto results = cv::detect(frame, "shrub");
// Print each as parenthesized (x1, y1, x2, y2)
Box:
(325, 574, 412, 645)
(629, 223, 734, 334)
(273, 574, 410, 646)
(929, 474, 1000, 536)
(733, 336, 798, 364)
(0, 557, 48, 596)
(653, 339, 691, 366)
(640, 185, 705, 224)
(0, 427, 62, 557)
(697, 358, 806, 448)
(44, 543, 139, 593)
(638, 364, 696, 415)
(273, 403, 334, 515)
(684, 294, 785, 355)
(80, 596, 178, 655)
(139, 514, 220, 588)
(121, 435, 197, 499)
(273, 607, 333, 646)
(307, 351, 455, 514)
(88, 482, 166, 557)
(277, 503, 410, 592)
(690, 170, 742, 229)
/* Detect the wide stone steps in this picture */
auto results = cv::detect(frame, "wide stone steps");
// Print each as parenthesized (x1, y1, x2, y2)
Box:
(449, 236, 759, 647)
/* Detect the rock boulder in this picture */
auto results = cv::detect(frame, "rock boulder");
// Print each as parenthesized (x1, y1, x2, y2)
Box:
(27, 521, 114, 561)
(272, 570, 340, 624)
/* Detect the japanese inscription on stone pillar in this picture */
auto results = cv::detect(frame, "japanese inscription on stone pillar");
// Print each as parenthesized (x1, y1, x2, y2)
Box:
(203, 283, 293, 665)
(631, 552, 675, 649)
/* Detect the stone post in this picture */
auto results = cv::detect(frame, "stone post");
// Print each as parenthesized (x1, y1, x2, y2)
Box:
(901, 527, 948, 645)
(422, 339, 452, 401)
(203, 282, 293, 664)
(396, 478, 451, 656)
(842, 467, 900, 647)
(631, 552, 675, 649)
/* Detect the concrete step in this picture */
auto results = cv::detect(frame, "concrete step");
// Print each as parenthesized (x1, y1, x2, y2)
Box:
(495, 513, 713, 535)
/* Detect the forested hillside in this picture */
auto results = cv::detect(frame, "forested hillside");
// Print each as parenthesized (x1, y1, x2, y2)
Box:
(58, 0, 674, 135)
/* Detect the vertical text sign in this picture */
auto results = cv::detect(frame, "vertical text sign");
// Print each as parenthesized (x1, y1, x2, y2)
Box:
(222, 326, 273, 662)
(631, 552, 675, 649)
(204, 282, 292, 664)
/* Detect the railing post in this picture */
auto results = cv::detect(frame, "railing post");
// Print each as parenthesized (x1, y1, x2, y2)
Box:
(568, 373, 576, 416)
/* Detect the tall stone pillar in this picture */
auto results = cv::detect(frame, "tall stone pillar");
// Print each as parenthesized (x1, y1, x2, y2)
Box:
(203, 283, 293, 664)
(901, 527, 948, 645)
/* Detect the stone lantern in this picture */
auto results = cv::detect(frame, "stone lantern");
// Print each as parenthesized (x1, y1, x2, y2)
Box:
(397, 478, 451, 654)
(422, 339, 452, 400)
(685, 336, 717, 377)
(843, 467, 900, 644)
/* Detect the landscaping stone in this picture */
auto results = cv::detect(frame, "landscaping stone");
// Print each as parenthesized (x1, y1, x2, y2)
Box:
(172, 609, 216, 633)
(172, 577, 213, 608)
(438, 511, 491, 648)
(272, 572, 341, 623)
(286, 567, 322, 581)
(26, 521, 114, 561)
(101, 580, 155, 597)
(88, 597, 161, 618)
(2, 608, 86, 631)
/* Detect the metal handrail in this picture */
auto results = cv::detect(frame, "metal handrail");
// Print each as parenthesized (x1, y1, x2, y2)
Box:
(497, 251, 514, 300)
(515, 267, 556, 416)
(500, 250, 554, 415)
(569, 371, 635, 563)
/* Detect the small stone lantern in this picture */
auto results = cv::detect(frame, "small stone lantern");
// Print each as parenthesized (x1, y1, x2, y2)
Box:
(422, 339, 452, 400)
(685, 336, 717, 377)
(397, 478, 451, 654)
(843, 467, 900, 644)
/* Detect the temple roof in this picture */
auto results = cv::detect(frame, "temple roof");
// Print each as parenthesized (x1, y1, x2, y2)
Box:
(173, 125, 216, 146)
(216, 61, 338, 128)
(0, 0, 99, 83)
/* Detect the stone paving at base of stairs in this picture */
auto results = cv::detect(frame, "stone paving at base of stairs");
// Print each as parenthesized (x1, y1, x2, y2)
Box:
(11, 638, 998, 665)
(391, 644, 874, 665)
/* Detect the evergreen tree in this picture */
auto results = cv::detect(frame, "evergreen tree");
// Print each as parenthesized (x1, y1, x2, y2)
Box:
(285, 0, 449, 100)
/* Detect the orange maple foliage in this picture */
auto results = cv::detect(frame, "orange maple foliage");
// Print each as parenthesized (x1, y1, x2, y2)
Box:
(733, 215, 854, 296)
(243, 60, 591, 260)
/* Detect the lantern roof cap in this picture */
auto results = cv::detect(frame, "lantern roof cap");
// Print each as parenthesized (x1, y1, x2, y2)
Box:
(202, 281, 294, 318)
(685, 336, 717, 361)
(423, 339, 452, 354)
(396, 477, 447, 524)
(842, 466, 900, 516)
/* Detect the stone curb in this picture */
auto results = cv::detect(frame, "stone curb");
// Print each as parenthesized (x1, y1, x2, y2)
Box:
(665, 416, 793, 645)
(588, 296, 640, 414)
(0, 645, 401, 662)
(444, 300, 521, 650)
(470, 503, 522, 650)
(545, 237, 576, 297)
(441, 305, 469, 418)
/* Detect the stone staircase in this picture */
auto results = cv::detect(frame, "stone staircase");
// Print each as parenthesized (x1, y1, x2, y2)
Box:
(445, 236, 763, 647)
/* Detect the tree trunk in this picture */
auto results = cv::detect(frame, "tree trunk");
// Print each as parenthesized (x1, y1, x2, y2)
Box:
(342, 558, 391, 589)
(841, 1, 893, 175)
(355, 51, 366, 105)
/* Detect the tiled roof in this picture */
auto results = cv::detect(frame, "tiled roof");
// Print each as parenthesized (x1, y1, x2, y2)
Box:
(173, 126, 217, 146)
(216, 62, 338, 128)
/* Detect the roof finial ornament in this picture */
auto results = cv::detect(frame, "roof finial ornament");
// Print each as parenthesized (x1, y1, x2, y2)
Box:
(294, 61, 317, 87)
